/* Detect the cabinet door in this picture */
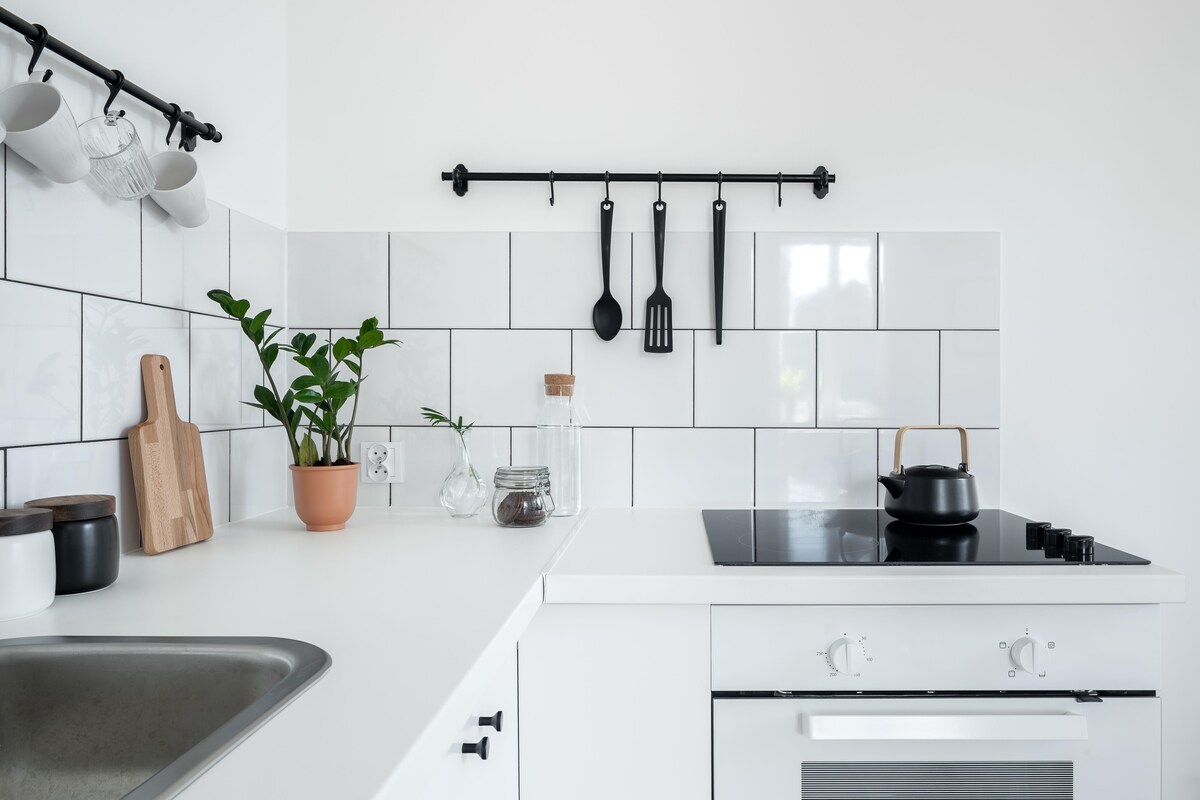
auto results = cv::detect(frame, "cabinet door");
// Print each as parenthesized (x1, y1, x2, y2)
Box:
(518, 604, 711, 800)
(420, 646, 518, 800)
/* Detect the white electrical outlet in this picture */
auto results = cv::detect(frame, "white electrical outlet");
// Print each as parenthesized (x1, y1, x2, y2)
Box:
(360, 442, 404, 483)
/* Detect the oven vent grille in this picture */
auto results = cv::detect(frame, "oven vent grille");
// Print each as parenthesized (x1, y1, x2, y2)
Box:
(801, 761, 1073, 798)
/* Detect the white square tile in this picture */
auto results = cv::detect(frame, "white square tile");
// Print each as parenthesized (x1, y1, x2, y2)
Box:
(191, 315, 263, 430)
(695, 330, 815, 427)
(230, 427, 287, 522)
(389, 426, 510, 509)
(337, 329, 448, 426)
(633, 231, 753, 330)
(755, 429, 878, 507)
(6, 157, 140, 299)
(390, 233, 509, 328)
(512, 427, 633, 508)
(755, 232, 877, 329)
(511, 232, 633, 331)
(879, 233, 1001, 329)
(571, 330, 693, 427)
(451, 330, 571, 426)
(142, 201, 230, 313)
(288, 233, 389, 328)
(879, 427, 1003, 508)
(0, 281, 81, 447)
(83, 298, 190, 440)
(6, 439, 141, 552)
(633, 428, 753, 508)
(230, 211, 286, 323)
(200, 430, 231, 526)
(941, 331, 1002, 428)
(817, 331, 939, 428)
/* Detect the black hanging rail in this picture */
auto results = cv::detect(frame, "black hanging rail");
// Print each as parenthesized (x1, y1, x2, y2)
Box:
(442, 164, 836, 204)
(0, 5, 222, 150)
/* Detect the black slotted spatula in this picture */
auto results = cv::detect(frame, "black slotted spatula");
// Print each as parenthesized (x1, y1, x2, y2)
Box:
(643, 200, 673, 353)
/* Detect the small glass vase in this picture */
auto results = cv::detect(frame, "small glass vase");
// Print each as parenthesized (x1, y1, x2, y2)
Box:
(440, 430, 489, 518)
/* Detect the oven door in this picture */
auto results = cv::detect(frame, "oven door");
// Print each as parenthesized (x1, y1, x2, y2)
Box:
(713, 695, 1159, 800)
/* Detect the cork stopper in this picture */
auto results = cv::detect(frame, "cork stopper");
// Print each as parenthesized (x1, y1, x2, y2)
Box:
(544, 373, 576, 396)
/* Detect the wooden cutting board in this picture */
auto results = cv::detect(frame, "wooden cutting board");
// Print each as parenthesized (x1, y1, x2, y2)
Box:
(129, 354, 213, 555)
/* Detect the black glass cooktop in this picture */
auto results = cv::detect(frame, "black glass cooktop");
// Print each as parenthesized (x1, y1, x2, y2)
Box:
(702, 509, 1150, 566)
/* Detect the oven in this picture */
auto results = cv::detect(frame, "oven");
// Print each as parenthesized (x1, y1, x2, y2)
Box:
(711, 605, 1163, 799)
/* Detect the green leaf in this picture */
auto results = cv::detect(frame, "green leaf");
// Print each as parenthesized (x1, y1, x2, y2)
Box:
(290, 331, 311, 354)
(294, 389, 323, 405)
(263, 327, 283, 346)
(207, 289, 235, 316)
(332, 337, 354, 363)
(326, 381, 354, 401)
(262, 343, 279, 371)
(249, 309, 271, 335)
(298, 434, 319, 467)
(254, 385, 281, 421)
(360, 317, 379, 335)
(308, 353, 330, 381)
(345, 360, 362, 376)
(358, 329, 385, 348)
(232, 299, 251, 319)
(290, 375, 321, 390)
(303, 332, 317, 353)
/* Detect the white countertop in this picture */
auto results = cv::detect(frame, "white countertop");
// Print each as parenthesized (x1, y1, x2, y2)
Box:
(0, 508, 582, 800)
(543, 509, 1186, 605)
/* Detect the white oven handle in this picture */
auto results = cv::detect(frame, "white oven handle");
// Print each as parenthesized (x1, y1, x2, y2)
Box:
(806, 712, 1088, 741)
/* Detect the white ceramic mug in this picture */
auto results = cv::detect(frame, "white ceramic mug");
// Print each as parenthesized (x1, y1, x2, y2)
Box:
(0, 71, 89, 183)
(148, 150, 208, 227)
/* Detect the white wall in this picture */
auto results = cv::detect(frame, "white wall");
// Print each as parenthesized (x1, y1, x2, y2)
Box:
(0, 0, 287, 226)
(288, 2, 1200, 795)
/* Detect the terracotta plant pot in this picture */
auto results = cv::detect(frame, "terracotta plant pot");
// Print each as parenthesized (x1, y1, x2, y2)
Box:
(289, 464, 360, 532)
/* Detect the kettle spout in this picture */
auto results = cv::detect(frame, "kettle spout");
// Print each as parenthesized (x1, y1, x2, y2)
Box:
(878, 474, 906, 499)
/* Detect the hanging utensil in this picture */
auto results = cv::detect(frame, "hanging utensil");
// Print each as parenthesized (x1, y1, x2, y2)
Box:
(592, 178, 622, 340)
(643, 176, 673, 353)
(713, 175, 726, 345)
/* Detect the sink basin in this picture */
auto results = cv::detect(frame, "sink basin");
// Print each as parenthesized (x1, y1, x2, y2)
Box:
(0, 636, 331, 799)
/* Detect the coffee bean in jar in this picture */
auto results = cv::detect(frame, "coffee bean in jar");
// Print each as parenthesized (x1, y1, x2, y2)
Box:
(492, 467, 550, 527)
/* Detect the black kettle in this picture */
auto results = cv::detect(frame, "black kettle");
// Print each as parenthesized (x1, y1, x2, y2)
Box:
(878, 425, 979, 525)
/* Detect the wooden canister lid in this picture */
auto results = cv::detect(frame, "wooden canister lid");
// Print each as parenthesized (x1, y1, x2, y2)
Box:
(24, 494, 117, 522)
(0, 508, 54, 537)
(544, 373, 576, 397)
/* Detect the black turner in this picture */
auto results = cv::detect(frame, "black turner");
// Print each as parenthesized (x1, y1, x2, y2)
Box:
(643, 200, 673, 353)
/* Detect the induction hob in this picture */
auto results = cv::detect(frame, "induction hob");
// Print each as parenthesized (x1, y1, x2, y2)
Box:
(702, 509, 1150, 566)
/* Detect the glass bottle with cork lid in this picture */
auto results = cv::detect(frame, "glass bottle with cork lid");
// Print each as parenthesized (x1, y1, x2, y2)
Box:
(536, 373, 583, 516)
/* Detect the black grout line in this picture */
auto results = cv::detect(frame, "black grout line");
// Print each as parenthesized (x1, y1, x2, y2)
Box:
(448, 329, 454, 417)
(938, 330, 943, 424)
(138, 200, 144, 303)
(813, 330, 820, 426)
(875, 232, 881, 330)
(0, 276, 249, 322)
(3, 146, 6, 281)
(629, 428, 636, 507)
(226, 430, 233, 524)
(751, 231, 756, 330)
(386, 232, 392, 328)
(226, 206, 232, 290)
(281, 324, 1001, 334)
(507, 232, 512, 330)
(79, 293, 84, 441)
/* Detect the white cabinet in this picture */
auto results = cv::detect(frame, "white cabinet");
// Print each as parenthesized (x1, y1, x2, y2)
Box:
(518, 604, 711, 800)
(419, 645, 518, 800)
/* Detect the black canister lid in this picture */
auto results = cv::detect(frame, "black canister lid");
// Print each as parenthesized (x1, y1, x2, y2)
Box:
(24, 494, 117, 522)
(0, 508, 54, 536)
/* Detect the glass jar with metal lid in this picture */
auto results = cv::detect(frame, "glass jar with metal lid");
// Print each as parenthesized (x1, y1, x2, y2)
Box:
(492, 467, 551, 527)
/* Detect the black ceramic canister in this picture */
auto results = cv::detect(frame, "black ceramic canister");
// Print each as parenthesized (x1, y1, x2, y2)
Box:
(24, 494, 120, 595)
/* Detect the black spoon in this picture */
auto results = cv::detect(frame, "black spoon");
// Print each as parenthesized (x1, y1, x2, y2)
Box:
(592, 199, 621, 340)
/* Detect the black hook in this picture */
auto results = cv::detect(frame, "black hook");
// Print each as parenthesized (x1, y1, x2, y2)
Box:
(548, 171, 555, 206)
(717, 171, 723, 202)
(103, 70, 125, 116)
(777, 172, 783, 207)
(163, 103, 182, 146)
(25, 23, 49, 76)
(657, 171, 663, 203)
(604, 170, 610, 202)
(179, 110, 199, 151)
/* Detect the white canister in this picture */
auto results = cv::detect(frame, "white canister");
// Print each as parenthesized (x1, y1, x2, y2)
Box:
(0, 508, 57, 621)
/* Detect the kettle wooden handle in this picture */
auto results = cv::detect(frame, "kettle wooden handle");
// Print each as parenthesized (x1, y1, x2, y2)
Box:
(893, 425, 970, 474)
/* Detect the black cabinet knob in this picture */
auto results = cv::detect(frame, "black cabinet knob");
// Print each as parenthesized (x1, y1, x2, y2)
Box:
(1064, 534, 1095, 560)
(462, 737, 489, 760)
(478, 710, 503, 732)
(1025, 521, 1052, 549)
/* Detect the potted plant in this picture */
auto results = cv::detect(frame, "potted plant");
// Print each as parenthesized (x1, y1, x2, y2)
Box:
(207, 290, 399, 531)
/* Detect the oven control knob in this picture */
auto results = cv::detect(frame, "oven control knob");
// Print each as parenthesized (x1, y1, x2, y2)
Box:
(826, 637, 857, 674)
(1010, 636, 1046, 675)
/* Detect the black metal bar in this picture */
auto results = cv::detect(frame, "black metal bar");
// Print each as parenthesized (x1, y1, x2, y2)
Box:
(442, 164, 834, 199)
(0, 5, 222, 146)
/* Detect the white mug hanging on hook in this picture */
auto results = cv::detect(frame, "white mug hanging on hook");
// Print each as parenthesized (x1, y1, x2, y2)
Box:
(148, 149, 208, 227)
(78, 111, 156, 200)
(0, 70, 90, 183)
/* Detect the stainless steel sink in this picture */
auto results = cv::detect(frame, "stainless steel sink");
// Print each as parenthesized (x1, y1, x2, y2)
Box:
(0, 636, 331, 799)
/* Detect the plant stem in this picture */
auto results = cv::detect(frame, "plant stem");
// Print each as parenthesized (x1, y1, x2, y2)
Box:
(343, 355, 364, 463)
(259, 348, 300, 465)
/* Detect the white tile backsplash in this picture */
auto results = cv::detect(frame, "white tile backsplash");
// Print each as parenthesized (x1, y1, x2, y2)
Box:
(817, 331, 940, 428)
(512, 426, 634, 508)
(633, 428, 754, 508)
(572, 330, 693, 427)
(345, 329, 449, 427)
(879, 233, 1001, 329)
(756, 428, 878, 507)
(288, 232, 389, 328)
(389, 426, 510, 508)
(0, 281, 82, 447)
(83, 297, 190, 440)
(142, 201, 230, 313)
(6, 157, 141, 299)
(390, 232, 509, 328)
(941, 331, 1002, 427)
(694, 330, 815, 427)
(230, 427, 287, 522)
(200, 430, 231, 526)
(755, 232, 877, 329)
(230, 211, 286, 320)
(191, 315, 262, 430)
(878, 427, 1003, 508)
(511, 232, 633, 330)
(633, 231, 754, 330)
(451, 330, 571, 426)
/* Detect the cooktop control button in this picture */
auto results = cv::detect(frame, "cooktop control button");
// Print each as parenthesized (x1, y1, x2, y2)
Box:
(826, 637, 867, 676)
(1010, 635, 1047, 676)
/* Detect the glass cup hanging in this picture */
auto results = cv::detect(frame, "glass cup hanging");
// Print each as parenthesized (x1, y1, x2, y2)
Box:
(77, 113, 155, 200)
